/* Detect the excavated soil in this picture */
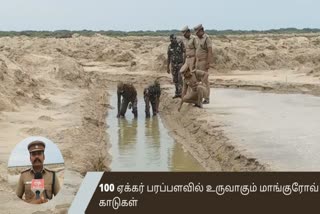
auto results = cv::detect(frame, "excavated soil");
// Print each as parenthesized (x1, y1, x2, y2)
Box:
(1, 33, 320, 213)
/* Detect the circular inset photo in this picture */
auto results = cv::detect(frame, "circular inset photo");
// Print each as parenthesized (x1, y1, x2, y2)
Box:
(7, 136, 64, 204)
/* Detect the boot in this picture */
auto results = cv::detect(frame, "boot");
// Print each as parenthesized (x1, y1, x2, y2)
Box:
(194, 103, 203, 108)
(202, 99, 210, 104)
(146, 112, 150, 118)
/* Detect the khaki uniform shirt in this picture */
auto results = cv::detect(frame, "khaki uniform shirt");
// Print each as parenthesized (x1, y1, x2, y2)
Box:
(183, 70, 206, 92)
(16, 167, 61, 202)
(183, 35, 197, 57)
(196, 34, 212, 60)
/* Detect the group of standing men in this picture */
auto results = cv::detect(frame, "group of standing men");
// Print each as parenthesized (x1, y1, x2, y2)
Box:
(167, 24, 213, 109)
(117, 24, 213, 118)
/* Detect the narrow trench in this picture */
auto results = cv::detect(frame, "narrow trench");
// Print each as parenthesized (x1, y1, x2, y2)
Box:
(107, 88, 204, 171)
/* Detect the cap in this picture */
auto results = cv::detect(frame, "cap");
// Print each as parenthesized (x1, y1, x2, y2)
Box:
(180, 63, 189, 73)
(181, 26, 190, 35)
(169, 34, 176, 40)
(193, 24, 203, 33)
(28, 141, 46, 153)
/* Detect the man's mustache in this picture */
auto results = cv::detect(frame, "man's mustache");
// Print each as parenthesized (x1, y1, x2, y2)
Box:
(33, 158, 42, 163)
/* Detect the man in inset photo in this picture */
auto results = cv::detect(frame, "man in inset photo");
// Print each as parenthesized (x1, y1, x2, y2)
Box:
(16, 140, 61, 204)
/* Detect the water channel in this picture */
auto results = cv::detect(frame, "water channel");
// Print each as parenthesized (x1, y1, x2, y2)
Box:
(107, 89, 204, 171)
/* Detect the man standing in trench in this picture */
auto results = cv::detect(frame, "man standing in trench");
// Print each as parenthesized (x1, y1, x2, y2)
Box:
(144, 79, 161, 117)
(194, 24, 213, 104)
(117, 81, 138, 118)
(167, 34, 185, 99)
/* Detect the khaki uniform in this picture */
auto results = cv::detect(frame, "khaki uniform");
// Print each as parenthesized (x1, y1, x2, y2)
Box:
(16, 167, 60, 202)
(182, 70, 208, 106)
(195, 33, 212, 99)
(182, 35, 197, 72)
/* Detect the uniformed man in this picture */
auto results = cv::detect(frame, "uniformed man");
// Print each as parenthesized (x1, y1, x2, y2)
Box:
(167, 34, 185, 99)
(144, 79, 161, 117)
(181, 26, 197, 72)
(178, 64, 208, 112)
(16, 141, 61, 204)
(193, 24, 213, 104)
(117, 81, 138, 118)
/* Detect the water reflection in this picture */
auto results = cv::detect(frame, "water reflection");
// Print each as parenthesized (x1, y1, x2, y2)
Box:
(145, 117, 161, 164)
(118, 118, 138, 152)
(108, 88, 204, 171)
(169, 143, 204, 171)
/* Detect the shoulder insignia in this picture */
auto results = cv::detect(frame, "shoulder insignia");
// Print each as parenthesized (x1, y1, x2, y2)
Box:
(44, 168, 56, 173)
(20, 168, 31, 174)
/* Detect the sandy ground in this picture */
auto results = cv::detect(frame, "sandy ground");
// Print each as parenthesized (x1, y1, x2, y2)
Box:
(0, 36, 110, 213)
(160, 88, 267, 171)
(1, 33, 320, 212)
(213, 70, 320, 96)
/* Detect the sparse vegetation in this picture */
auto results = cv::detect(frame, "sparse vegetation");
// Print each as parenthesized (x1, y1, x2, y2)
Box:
(85, 151, 109, 174)
(0, 28, 320, 38)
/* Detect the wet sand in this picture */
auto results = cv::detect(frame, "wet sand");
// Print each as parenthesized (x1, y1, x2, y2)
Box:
(208, 88, 320, 170)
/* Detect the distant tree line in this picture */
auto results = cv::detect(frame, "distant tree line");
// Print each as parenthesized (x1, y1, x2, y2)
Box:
(0, 28, 320, 38)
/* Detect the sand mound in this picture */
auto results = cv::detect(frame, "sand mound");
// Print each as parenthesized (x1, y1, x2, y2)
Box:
(308, 66, 320, 77)
(0, 93, 16, 111)
(153, 53, 167, 72)
(38, 115, 54, 121)
(311, 36, 320, 46)
(117, 50, 135, 62)
(2, 34, 320, 74)
(16, 54, 55, 78)
(0, 53, 45, 112)
(14, 69, 30, 83)
(0, 58, 18, 111)
(97, 49, 135, 62)
(0, 59, 8, 80)
(209, 35, 320, 71)
(54, 57, 84, 81)
(52, 57, 93, 87)
(277, 36, 310, 48)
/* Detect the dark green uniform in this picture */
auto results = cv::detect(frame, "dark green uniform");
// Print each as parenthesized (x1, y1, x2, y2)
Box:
(167, 34, 184, 97)
(144, 81, 161, 117)
(117, 82, 138, 118)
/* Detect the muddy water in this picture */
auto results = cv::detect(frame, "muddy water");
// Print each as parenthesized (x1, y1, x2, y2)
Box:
(208, 88, 320, 171)
(107, 90, 204, 171)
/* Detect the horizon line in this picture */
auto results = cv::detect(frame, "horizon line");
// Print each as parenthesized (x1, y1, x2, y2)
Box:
(1, 27, 320, 33)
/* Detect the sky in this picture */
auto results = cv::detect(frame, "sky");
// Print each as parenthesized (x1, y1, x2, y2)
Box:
(0, 0, 319, 31)
(8, 136, 64, 167)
